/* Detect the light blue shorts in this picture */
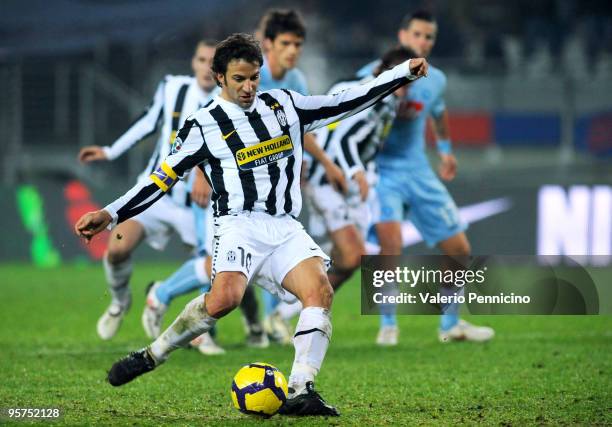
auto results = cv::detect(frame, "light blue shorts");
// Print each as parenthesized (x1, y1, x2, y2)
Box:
(376, 166, 466, 247)
(192, 202, 215, 257)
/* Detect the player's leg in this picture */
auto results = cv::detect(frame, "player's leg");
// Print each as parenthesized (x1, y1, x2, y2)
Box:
(373, 171, 408, 345)
(274, 184, 365, 325)
(408, 169, 493, 342)
(142, 255, 210, 338)
(97, 219, 145, 340)
(279, 256, 339, 416)
(255, 217, 337, 416)
(261, 290, 285, 342)
(106, 214, 268, 386)
(373, 221, 403, 345)
(143, 201, 224, 353)
(188, 255, 225, 355)
(240, 286, 269, 348)
(437, 232, 494, 342)
(107, 271, 247, 386)
(274, 224, 364, 322)
(328, 224, 365, 288)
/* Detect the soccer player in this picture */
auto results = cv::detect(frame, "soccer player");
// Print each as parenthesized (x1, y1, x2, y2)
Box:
(78, 40, 221, 346)
(75, 33, 427, 416)
(273, 46, 417, 322)
(357, 11, 494, 345)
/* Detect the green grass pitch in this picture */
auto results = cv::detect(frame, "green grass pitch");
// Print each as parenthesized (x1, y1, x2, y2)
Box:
(1, 263, 610, 425)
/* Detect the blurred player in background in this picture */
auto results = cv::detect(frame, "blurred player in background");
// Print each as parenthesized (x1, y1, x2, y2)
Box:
(78, 40, 226, 349)
(358, 11, 494, 345)
(254, 8, 347, 345)
(272, 46, 417, 322)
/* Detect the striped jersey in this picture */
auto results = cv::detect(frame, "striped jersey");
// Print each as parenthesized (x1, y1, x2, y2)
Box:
(102, 75, 219, 206)
(104, 61, 415, 224)
(308, 76, 397, 187)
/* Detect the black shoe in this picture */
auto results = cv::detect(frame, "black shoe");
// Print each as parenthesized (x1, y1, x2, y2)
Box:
(278, 381, 340, 416)
(107, 348, 156, 386)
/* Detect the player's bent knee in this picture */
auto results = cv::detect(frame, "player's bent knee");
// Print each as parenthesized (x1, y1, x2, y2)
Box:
(106, 244, 133, 264)
(334, 244, 362, 270)
(380, 237, 402, 255)
(332, 227, 365, 270)
(302, 272, 334, 308)
(439, 233, 471, 257)
(207, 272, 246, 318)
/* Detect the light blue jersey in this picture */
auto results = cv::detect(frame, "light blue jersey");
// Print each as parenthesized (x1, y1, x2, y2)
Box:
(358, 60, 464, 247)
(259, 59, 309, 94)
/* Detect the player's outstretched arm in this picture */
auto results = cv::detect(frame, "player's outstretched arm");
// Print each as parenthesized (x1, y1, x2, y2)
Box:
(78, 146, 108, 163)
(74, 210, 112, 241)
(94, 80, 166, 162)
(74, 118, 209, 239)
(288, 58, 428, 132)
(303, 133, 348, 194)
(190, 167, 212, 207)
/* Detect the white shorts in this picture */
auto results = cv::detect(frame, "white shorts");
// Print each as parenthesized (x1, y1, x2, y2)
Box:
(307, 183, 380, 239)
(211, 212, 330, 303)
(132, 196, 196, 251)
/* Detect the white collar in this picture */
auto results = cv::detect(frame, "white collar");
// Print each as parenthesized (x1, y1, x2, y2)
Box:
(215, 94, 258, 113)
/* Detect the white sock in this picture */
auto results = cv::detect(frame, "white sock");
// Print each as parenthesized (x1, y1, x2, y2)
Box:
(149, 294, 216, 363)
(288, 306, 332, 395)
(103, 255, 132, 307)
(194, 256, 209, 284)
(276, 300, 303, 321)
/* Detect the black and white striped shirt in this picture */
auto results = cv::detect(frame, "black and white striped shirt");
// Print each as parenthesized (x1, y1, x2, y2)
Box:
(104, 61, 414, 224)
(102, 75, 218, 206)
(308, 77, 397, 187)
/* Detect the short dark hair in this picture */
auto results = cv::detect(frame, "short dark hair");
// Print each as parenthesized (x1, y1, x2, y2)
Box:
(212, 33, 263, 86)
(263, 9, 306, 41)
(399, 10, 436, 30)
(196, 39, 218, 49)
(375, 46, 417, 76)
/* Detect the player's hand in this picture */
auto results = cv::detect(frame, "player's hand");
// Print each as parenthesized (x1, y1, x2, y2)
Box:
(353, 170, 369, 201)
(438, 153, 457, 181)
(74, 210, 112, 241)
(191, 169, 211, 208)
(325, 162, 348, 195)
(78, 146, 108, 163)
(408, 58, 428, 79)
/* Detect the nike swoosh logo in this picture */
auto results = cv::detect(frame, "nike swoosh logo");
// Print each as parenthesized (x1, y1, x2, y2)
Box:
(364, 197, 513, 254)
(222, 129, 236, 140)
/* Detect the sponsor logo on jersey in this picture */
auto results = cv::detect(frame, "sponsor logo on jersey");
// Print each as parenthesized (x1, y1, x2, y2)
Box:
(275, 109, 287, 127)
(235, 135, 294, 170)
(149, 161, 177, 192)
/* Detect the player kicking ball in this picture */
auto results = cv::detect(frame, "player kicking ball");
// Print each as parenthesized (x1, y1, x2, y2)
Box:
(75, 33, 427, 416)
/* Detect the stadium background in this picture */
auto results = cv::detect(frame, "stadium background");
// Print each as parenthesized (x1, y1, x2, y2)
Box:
(1, 0, 610, 265)
(0, 1, 610, 425)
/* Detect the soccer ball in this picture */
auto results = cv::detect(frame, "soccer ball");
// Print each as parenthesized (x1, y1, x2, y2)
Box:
(231, 362, 288, 417)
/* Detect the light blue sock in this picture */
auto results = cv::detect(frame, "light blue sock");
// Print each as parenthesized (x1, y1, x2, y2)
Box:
(155, 258, 209, 305)
(262, 289, 279, 315)
(440, 313, 459, 331)
(439, 285, 462, 331)
(379, 304, 397, 327)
